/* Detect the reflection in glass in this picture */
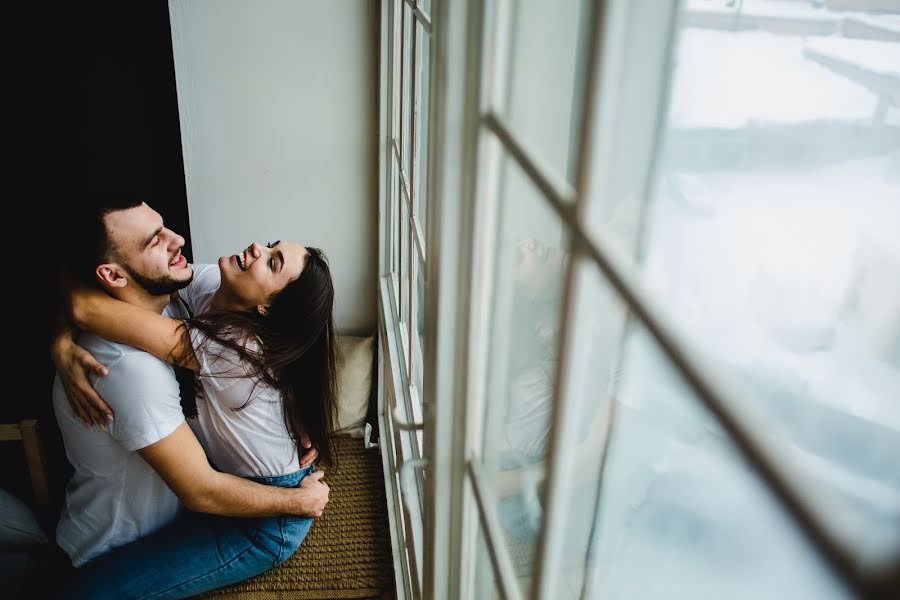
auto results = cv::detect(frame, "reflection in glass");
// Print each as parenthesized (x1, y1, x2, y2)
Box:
(481, 154, 568, 597)
(638, 3, 900, 567)
(537, 262, 631, 598)
(584, 318, 850, 600)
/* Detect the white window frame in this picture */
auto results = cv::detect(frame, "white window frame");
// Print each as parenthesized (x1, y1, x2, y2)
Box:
(377, 1, 434, 599)
(459, 1, 879, 598)
(380, 1, 894, 599)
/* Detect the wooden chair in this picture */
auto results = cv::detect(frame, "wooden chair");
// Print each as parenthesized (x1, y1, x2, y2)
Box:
(0, 419, 51, 518)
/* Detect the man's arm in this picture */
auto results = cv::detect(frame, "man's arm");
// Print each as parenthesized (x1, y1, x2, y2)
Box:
(138, 423, 330, 517)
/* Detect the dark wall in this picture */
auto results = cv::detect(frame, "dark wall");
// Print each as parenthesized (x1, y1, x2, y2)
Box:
(47, 1, 192, 246)
(44, 0, 192, 361)
(14, 1, 191, 514)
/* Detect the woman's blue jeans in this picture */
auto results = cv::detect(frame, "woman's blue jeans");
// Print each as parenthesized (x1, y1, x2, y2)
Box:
(59, 464, 315, 600)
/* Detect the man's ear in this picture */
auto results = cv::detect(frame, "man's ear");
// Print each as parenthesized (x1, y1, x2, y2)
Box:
(96, 263, 128, 289)
(256, 304, 270, 317)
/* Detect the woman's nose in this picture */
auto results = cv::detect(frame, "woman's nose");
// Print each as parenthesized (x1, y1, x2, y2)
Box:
(248, 242, 264, 258)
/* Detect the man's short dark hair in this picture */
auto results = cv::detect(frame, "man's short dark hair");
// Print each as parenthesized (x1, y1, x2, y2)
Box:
(61, 192, 145, 283)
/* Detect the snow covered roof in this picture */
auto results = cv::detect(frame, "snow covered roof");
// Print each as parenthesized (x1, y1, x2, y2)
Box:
(668, 29, 882, 129)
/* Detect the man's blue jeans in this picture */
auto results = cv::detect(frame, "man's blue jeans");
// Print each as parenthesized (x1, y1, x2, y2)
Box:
(59, 464, 315, 600)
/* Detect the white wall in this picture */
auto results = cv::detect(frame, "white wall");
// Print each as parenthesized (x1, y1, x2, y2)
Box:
(169, 0, 378, 335)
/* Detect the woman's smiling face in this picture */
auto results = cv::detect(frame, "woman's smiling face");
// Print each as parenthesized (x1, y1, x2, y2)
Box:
(217, 240, 309, 312)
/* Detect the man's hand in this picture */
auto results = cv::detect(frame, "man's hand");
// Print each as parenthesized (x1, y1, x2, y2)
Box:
(298, 430, 319, 467)
(51, 335, 111, 426)
(295, 470, 330, 517)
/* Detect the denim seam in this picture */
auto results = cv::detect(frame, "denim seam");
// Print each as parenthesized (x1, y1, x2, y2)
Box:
(275, 518, 286, 566)
(142, 529, 262, 600)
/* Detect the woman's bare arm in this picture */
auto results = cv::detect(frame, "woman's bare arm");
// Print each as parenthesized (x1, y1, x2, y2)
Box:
(69, 284, 201, 372)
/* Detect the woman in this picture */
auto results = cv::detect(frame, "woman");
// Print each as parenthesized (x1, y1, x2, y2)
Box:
(56, 240, 338, 599)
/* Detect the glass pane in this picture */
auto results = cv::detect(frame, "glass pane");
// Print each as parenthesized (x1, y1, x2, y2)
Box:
(481, 153, 569, 598)
(474, 523, 504, 600)
(402, 4, 414, 179)
(639, 2, 900, 567)
(414, 23, 430, 233)
(502, 0, 590, 186)
(391, 0, 401, 141)
(400, 184, 410, 356)
(390, 153, 401, 281)
(419, 0, 431, 20)
(415, 253, 425, 391)
(581, 305, 852, 599)
(530, 261, 631, 599)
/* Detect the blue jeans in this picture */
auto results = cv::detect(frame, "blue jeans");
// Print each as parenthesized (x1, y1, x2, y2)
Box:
(59, 464, 315, 600)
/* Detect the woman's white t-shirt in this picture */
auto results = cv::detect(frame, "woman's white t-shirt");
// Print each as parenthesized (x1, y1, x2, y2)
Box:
(178, 264, 300, 477)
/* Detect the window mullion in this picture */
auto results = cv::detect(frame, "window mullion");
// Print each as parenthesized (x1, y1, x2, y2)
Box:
(482, 112, 575, 208)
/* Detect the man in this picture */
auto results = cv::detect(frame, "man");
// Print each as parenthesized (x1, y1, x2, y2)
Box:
(50, 195, 328, 594)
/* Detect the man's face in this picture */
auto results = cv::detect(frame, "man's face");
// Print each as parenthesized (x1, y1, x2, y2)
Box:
(103, 202, 193, 296)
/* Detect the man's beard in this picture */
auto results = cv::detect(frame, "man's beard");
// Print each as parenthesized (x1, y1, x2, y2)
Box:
(124, 264, 193, 296)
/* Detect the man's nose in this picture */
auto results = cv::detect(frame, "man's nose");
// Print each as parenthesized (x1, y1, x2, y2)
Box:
(165, 229, 185, 250)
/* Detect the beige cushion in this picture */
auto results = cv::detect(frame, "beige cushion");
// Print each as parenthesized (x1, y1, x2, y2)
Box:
(334, 335, 374, 437)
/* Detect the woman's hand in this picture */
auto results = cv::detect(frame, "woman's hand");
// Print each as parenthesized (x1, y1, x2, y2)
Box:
(51, 333, 112, 426)
(298, 429, 319, 467)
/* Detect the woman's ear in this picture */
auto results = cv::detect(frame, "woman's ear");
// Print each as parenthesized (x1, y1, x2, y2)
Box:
(257, 305, 270, 317)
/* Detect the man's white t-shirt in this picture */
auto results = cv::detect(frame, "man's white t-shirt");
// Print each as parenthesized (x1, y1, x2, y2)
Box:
(53, 303, 186, 567)
(177, 264, 299, 478)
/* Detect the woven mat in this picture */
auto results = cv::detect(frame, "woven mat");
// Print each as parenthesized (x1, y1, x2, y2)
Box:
(198, 436, 393, 600)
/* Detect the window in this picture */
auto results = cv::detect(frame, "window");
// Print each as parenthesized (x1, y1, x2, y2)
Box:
(389, 0, 429, 438)
(378, 1, 433, 598)
(470, 1, 899, 598)
(380, 1, 900, 598)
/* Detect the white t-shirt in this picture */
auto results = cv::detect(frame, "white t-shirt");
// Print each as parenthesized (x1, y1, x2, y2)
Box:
(178, 264, 299, 478)
(53, 302, 186, 567)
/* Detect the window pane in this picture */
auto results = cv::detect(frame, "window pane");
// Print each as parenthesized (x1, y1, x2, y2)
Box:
(473, 521, 506, 600)
(414, 23, 430, 233)
(402, 4, 414, 179)
(400, 186, 410, 356)
(419, 0, 431, 19)
(638, 4, 900, 567)
(501, 0, 590, 186)
(579, 310, 852, 599)
(531, 259, 631, 599)
(480, 153, 569, 598)
(391, 0, 401, 141)
(415, 253, 425, 391)
(389, 0, 402, 299)
(390, 153, 401, 281)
